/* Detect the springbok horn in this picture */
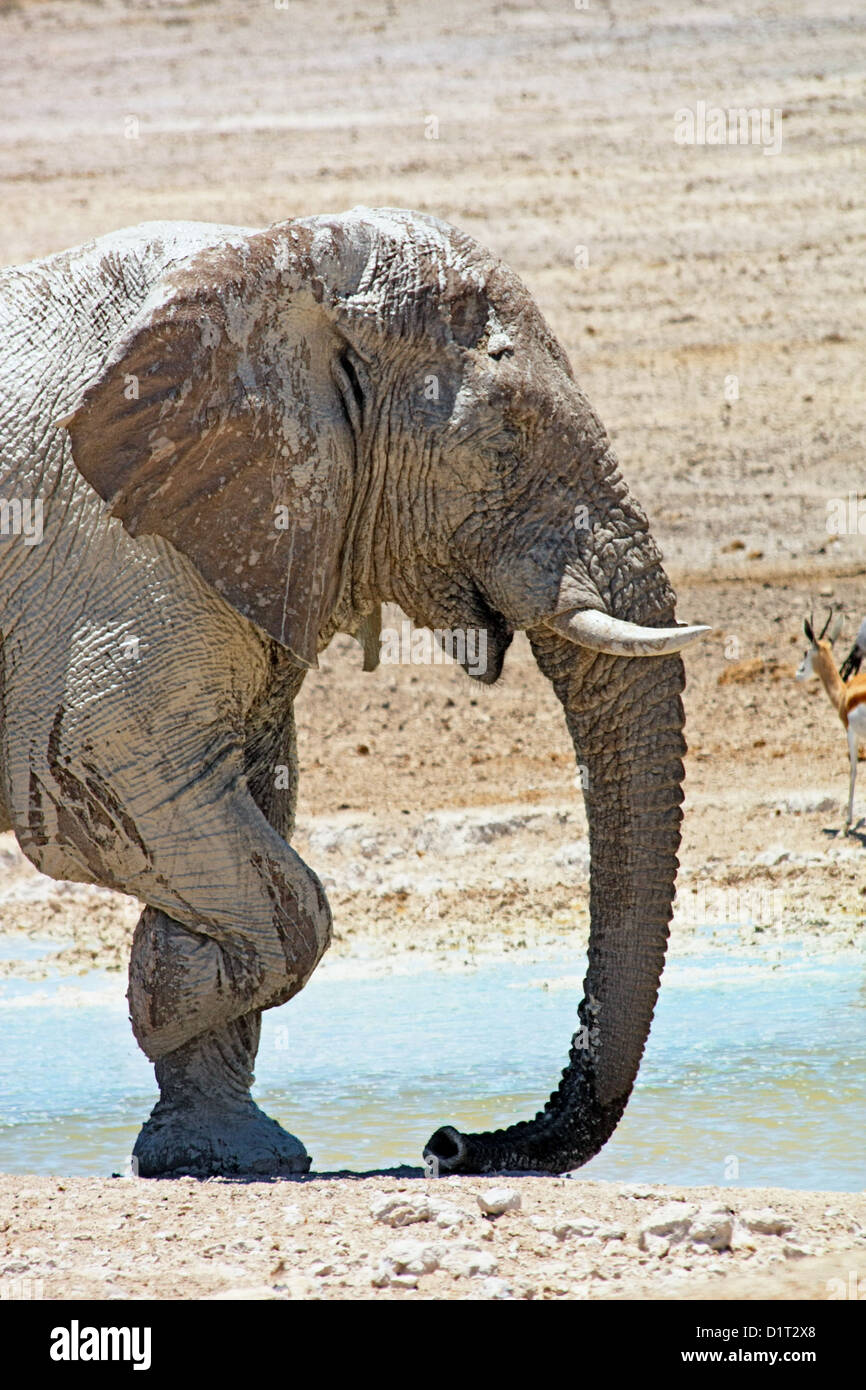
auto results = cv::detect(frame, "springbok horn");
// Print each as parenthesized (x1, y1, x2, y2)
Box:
(819, 606, 833, 640)
(545, 608, 711, 656)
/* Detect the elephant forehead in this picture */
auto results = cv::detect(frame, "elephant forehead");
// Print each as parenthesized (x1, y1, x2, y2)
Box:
(296, 205, 559, 364)
(317, 207, 495, 332)
(345, 206, 492, 278)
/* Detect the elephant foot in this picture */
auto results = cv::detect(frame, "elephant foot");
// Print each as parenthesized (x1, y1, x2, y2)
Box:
(132, 1096, 310, 1178)
(131, 1010, 310, 1178)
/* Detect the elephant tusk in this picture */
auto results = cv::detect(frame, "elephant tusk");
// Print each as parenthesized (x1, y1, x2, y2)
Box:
(545, 608, 711, 656)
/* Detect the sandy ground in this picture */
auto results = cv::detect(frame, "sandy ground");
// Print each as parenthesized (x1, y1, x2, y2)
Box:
(2, 1174, 864, 1302)
(0, 0, 864, 1300)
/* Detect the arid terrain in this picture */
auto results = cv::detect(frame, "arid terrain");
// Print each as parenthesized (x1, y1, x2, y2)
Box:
(2, 1173, 864, 1302)
(0, 0, 864, 1301)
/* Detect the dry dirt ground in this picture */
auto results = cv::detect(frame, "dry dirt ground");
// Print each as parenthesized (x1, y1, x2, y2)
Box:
(0, 0, 864, 1301)
(2, 1174, 864, 1302)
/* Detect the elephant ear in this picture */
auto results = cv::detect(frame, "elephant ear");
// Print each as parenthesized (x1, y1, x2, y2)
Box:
(63, 224, 364, 668)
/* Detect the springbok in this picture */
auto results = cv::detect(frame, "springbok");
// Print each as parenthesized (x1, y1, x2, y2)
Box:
(797, 610, 866, 832)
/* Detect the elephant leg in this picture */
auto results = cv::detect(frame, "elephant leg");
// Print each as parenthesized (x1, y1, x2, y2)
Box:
(129, 906, 310, 1178)
(122, 724, 327, 1178)
(12, 626, 323, 1176)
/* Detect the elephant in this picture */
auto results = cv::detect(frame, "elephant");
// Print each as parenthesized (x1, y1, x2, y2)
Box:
(0, 207, 708, 1177)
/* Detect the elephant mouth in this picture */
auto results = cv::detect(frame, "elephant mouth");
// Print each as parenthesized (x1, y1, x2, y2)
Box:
(474, 617, 512, 684)
(452, 580, 512, 685)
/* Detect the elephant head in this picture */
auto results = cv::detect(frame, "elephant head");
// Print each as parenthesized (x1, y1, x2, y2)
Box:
(65, 206, 708, 1174)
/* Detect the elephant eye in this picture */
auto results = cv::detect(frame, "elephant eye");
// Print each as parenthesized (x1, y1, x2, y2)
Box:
(334, 348, 365, 434)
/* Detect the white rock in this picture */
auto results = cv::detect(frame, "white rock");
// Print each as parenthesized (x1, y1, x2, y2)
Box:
(641, 1233, 671, 1259)
(741, 1207, 793, 1236)
(554, 1218, 599, 1241)
(429, 1200, 466, 1229)
(638, 1203, 697, 1250)
(370, 1264, 419, 1289)
(617, 1184, 659, 1199)
(688, 1206, 733, 1251)
(554, 1219, 625, 1242)
(533, 1233, 559, 1253)
(283, 1276, 317, 1300)
(440, 1244, 499, 1278)
(382, 1240, 440, 1276)
(370, 1193, 431, 1228)
(478, 1277, 516, 1300)
(729, 1222, 759, 1253)
(477, 1187, 521, 1217)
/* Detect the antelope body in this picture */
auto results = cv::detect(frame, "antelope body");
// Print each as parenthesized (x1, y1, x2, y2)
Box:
(797, 613, 866, 832)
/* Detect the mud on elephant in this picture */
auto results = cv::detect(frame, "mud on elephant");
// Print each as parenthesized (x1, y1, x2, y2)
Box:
(0, 208, 708, 1176)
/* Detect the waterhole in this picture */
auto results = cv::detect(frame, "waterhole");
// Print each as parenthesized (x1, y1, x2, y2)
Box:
(0, 941, 862, 1189)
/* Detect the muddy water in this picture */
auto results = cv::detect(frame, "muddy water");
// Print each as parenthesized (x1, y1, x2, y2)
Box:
(0, 940, 862, 1189)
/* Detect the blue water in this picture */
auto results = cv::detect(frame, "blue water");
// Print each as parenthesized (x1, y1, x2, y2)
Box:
(0, 934, 73, 963)
(0, 944, 862, 1189)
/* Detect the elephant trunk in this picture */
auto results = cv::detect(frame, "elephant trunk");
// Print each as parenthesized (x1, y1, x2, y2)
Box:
(424, 634, 685, 1174)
